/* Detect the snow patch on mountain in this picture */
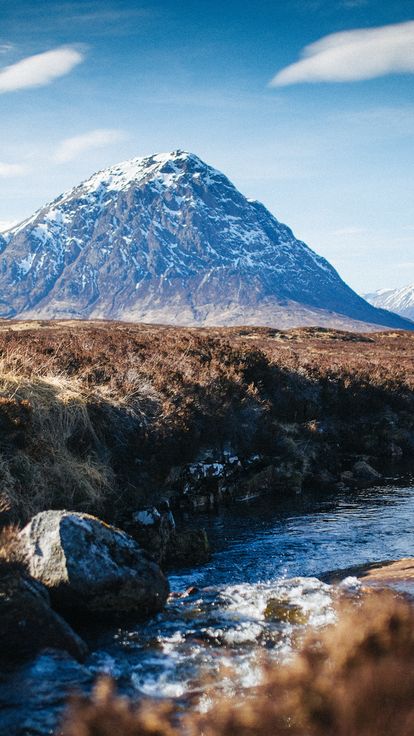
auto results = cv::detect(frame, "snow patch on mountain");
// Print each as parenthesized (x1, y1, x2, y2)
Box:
(364, 284, 414, 321)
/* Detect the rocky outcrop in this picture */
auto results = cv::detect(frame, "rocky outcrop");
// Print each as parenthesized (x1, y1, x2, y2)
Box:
(0, 569, 87, 663)
(325, 558, 414, 598)
(358, 559, 414, 595)
(165, 528, 210, 567)
(20, 511, 169, 619)
(163, 451, 307, 512)
(128, 504, 175, 564)
(340, 460, 382, 488)
(127, 503, 210, 567)
(352, 460, 381, 482)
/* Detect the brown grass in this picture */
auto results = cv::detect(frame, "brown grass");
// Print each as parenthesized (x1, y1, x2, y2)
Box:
(60, 592, 414, 736)
(0, 524, 28, 575)
(0, 321, 412, 525)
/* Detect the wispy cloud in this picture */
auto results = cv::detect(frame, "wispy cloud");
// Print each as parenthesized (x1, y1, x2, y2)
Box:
(0, 161, 28, 177)
(7, 2, 158, 39)
(0, 46, 84, 93)
(270, 21, 414, 86)
(54, 129, 126, 163)
(0, 42, 14, 54)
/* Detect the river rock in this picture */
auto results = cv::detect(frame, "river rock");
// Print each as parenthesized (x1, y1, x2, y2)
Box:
(0, 569, 87, 663)
(128, 502, 175, 564)
(20, 511, 169, 618)
(264, 597, 308, 624)
(352, 460, 381, 482)
(166, 528, 210, 566)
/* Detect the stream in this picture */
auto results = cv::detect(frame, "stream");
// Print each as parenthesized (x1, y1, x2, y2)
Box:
(1, 476, 414, 735)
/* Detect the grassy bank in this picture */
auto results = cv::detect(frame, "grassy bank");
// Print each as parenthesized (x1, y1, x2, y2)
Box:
(0, 320, 413, 525)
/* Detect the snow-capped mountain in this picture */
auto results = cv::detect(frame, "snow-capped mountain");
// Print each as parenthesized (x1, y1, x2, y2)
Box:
(364, 285, 414, 321)
(0, 150, 412, 330)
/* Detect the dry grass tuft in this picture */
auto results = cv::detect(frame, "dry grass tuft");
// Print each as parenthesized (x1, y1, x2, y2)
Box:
(0, 524, 28, 575)
(61, 678, 178, 736)
(60, 593, 414, 736)
(0, 366, 115, 523)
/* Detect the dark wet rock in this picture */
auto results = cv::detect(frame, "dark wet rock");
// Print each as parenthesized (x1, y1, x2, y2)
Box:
(352, 460, 381, 482)
(307, 468, 336, 489)
(0, 650, 91, 736)
(229, 465, 277, 503)
(387, 443, 403, 459)
(166, 453, 248, 511)
(128, 503, 175, 565)
(20, 510, 169, 619)
(0, 569, 87, 664)
(166, 529, 210, 567)
(170, 454, 306, 512)
(273, 464, 304, 493)
(127, 501, 210, 568)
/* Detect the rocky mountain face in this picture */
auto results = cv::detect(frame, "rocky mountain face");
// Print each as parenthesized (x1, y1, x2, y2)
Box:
(0, 150, 412, 330)
(364, 285, 414, 322)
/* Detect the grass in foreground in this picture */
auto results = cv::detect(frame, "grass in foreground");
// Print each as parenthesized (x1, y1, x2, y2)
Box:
(61, 592, 414, 736)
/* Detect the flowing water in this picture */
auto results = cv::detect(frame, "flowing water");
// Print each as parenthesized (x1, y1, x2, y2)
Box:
(1, 477, 414, 735)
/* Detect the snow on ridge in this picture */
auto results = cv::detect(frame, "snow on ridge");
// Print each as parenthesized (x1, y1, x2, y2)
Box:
(81, 149, 222, 196)
(364, 283, 414, 318)
(366, 284, 414, 305)
(17, 252, 36, 276)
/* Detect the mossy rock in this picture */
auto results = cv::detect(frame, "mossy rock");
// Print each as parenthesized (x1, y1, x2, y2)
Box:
(264, 597, 309, 624)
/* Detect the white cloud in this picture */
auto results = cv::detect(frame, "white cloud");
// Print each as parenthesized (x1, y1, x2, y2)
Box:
(0, 43, 14, 54)
(270, 21, 414, 86)
(0, 46, 84, 93)
(54, 129, 126, 163)
(0, 162, 28, 177)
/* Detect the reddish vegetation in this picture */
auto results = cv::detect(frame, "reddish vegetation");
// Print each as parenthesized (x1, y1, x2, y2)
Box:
(0, 320, 413, 524)
(61, 592, 414, 736)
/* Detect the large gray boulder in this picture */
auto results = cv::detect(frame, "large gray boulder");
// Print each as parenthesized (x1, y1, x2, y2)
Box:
(20, 511, 169, 618)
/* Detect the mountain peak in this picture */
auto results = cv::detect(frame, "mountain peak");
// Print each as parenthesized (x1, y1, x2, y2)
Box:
(70, 149, 222, 199)
(0, 151, 412, 331)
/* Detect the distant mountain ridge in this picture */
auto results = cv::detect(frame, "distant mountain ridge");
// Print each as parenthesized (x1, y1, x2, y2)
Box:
(364, 284, 414, 322)
(0, 150, 412, 331)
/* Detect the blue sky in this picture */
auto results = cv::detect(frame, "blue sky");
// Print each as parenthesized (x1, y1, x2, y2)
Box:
(0, 0, 413, 292)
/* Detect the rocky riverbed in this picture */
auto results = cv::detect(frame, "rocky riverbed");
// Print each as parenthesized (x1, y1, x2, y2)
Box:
(1, 476, 414, 736)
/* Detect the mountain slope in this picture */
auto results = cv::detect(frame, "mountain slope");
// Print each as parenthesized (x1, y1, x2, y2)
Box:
(0, 150, 412, 331)
(364, 285, 414, 321)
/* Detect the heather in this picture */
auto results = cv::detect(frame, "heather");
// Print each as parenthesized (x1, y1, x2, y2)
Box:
(61, 592, 414, 736)
(0, 320, 413, 525)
